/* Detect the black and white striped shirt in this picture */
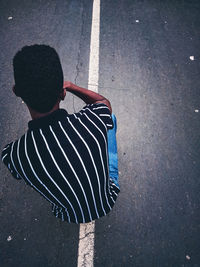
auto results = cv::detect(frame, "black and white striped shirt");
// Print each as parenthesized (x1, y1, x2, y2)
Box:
(1, 103, 120, 223)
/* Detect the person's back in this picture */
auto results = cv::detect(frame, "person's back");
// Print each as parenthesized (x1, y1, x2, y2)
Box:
(1, 45, 119, 223)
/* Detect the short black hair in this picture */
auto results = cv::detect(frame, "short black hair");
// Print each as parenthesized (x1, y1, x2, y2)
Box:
(13, 44, 64, 113)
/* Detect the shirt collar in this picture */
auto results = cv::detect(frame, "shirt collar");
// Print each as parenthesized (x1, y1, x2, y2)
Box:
(28, 109, 68, 130)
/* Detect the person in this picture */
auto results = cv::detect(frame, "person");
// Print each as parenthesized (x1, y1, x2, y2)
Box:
(1, 44, 120, 223)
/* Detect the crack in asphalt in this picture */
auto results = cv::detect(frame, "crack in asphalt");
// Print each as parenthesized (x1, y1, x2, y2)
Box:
(82, 252, 91, 267)
(79, 231, 95, 241)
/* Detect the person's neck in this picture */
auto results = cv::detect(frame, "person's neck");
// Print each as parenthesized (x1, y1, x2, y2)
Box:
(28, 102, 60, 120)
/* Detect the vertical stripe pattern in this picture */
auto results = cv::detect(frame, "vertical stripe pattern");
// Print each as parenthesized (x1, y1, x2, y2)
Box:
(1, 104, 120, 224)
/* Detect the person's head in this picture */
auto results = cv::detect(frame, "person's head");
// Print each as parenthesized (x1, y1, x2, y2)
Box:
(13, 44, 64, 113)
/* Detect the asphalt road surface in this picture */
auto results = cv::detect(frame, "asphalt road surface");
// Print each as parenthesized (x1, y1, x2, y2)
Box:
(0, 0, 200, 266)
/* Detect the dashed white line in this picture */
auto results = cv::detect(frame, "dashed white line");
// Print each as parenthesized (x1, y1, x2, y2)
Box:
(77, 0, 100, 266)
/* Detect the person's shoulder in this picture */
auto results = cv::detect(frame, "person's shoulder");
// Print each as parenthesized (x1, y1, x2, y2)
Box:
(80, 103, 111, 113)
(78, 103, 114, 130)
(89, 102, 110, 110)
(1, 137, 24, 180)
(1, 132, 27, 156)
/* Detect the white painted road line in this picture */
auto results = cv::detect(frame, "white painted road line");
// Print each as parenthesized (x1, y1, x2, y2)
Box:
(77, 221, 95, 267)
(77, 0, 100, 266)
(88, 0, 100, 93)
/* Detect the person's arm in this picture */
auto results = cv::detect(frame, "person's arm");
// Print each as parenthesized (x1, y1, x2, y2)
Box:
(63, 81, 112, 113)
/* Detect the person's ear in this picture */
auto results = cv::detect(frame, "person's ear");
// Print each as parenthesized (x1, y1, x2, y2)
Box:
(12, 85, 19, 96)
(60, 88, 66, 101)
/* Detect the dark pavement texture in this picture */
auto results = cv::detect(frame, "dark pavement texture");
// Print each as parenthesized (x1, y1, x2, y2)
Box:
(0, 0, 200, 266)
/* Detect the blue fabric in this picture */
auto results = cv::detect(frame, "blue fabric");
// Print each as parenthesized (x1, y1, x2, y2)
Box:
(107, 114, 120, 188)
